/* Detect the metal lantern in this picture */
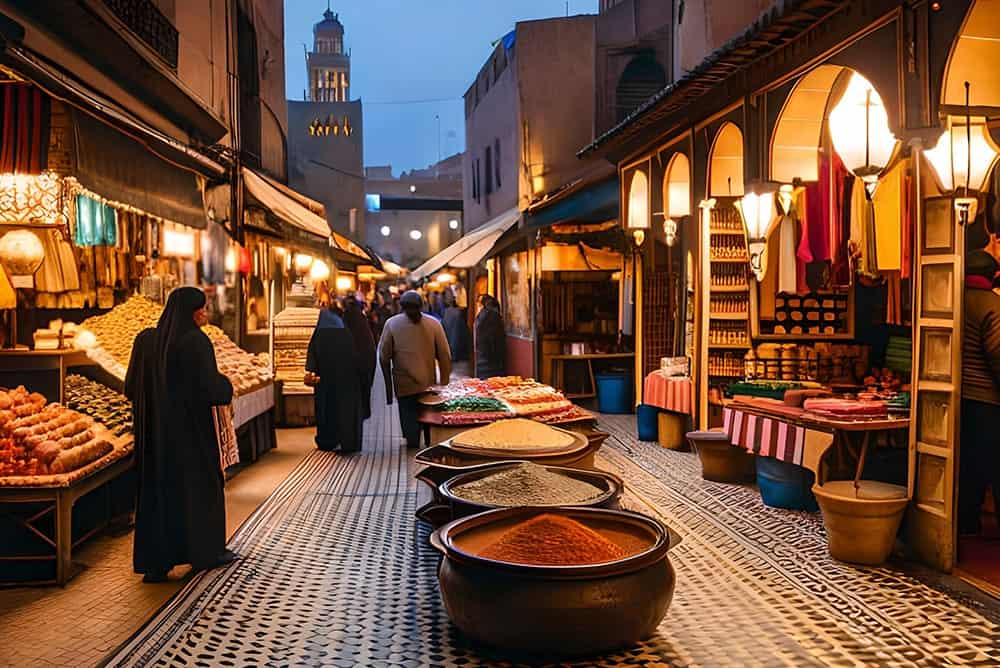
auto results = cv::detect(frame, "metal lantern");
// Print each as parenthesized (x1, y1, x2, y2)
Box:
(0, 229, 45, 275)
(828, 72, 897, 196)
(734, 185, 780, 282)
(626, 170, 650, 246)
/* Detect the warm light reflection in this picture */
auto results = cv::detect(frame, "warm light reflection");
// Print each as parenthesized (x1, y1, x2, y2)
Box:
(924, 118, 1000, 193)
(828, 72, 897, 189)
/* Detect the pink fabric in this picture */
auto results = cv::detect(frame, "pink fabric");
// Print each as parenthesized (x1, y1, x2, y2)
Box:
(812, 159, 832, 262)
(643, 372, 694, 415)
(723, 407, 806, 466)
(796, 188, 814, 294)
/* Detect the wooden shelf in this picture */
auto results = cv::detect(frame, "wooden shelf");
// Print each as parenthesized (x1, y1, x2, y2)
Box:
(710, 312, 749, 320)
(710, 257, 750, 264)
(709, 343, 751, 350)
(755, 334, 854, 341)
(710, 228, 744, 235)
(711, 285, 749, 292)
(708, 373, 744, 379)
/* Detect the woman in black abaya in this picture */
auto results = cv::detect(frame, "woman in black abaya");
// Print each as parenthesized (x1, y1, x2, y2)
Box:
(306, 307, 364, 452)
(125, 287, 235, 582)
(342, 296, 376, 421)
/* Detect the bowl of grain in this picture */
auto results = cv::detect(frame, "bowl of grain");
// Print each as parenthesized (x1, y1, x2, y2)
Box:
(439, 462, 623, 518)
(430, 507, 679, 656)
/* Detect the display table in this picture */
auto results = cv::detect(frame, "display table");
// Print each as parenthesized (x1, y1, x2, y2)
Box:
(723, 399, 910, 482)
(549, 353, 634, 399)
(233, 382, 275, 428)
(643, 372, 694, 415)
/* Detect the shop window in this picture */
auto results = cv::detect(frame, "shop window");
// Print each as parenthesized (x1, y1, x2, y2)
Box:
(616, 55, 666, 122)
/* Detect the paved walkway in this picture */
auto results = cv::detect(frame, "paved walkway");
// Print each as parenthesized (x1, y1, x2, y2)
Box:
(103, 381, 1000, 667)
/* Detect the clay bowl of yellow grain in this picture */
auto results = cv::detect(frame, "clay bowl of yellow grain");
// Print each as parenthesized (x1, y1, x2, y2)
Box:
(439, 462, 624, 519)
(430, 506, 680, 656)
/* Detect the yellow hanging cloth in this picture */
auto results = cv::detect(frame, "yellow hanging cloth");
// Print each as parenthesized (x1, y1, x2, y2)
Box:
(0, 264, 16, 310)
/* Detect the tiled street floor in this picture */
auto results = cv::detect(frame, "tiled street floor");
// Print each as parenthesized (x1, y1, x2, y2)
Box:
(103, 378, 1000, 667)
(0, 429, 314, 668)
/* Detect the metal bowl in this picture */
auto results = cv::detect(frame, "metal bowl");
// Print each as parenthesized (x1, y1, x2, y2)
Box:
(439, 463, 624, 519)
(430, 507, 679, 656)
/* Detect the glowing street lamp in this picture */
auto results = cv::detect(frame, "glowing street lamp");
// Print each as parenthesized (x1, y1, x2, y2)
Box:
(734, 184, 780, 282)
(828, 72, 897, 197)
(924, 84, 1000, 225)
(626, 170, 650, 246)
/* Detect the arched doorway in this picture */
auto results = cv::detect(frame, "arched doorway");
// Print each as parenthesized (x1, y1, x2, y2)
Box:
(708, 122, 744, 197)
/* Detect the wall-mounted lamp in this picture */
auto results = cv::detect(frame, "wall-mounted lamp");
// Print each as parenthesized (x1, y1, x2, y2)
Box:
(626, 170, 650, 247)
(828, 72, 897, 198)
(924, 82, 1000, 226)
(734, 184, 780, 282)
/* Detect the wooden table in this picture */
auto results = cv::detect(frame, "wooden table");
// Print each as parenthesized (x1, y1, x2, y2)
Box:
(0, 455, 134, 586)
(724, 399, 910, 484)
(548, 353, 634, 399)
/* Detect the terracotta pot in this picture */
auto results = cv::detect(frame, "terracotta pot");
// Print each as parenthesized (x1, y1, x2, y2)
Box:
(439, 463, 624, 519)
(686, 430, 756, 483)
(431, 507, 679, 655)
(812, 480, 909, 565)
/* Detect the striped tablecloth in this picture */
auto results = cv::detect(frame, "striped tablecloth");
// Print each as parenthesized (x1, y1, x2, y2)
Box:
(643, 372, 694, 415)
(723, 407, 806, 465)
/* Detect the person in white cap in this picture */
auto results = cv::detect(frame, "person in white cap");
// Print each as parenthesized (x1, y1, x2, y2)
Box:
(379, 290, 452, 448)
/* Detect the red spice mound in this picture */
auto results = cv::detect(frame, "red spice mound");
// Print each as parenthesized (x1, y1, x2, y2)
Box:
(478, 513, 627, 565)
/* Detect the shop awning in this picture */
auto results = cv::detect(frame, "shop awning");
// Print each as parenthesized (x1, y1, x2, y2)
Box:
(526, 173, 619, 229)
(242, 167, 330, 240)
(410, 207, 520, 281)
(72, 108, 208, 229)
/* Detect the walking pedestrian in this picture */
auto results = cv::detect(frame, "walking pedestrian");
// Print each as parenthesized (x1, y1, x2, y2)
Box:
(474, 294, 506, 379)
(343, 295, 377, 420)
(305, 305, 363, 452)
(379, 290, 452, 448)
(442, 291, 469, 362)
(125, 287, 236, 583)
(959, 248, 1000, 534)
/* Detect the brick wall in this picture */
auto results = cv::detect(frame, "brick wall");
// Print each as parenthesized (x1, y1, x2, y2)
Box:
(47, 99, 73, 174)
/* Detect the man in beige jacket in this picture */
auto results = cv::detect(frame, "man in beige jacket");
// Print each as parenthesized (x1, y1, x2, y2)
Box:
(379, 290, 452, 448)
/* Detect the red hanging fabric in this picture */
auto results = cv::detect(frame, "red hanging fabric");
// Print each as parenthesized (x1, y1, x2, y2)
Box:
(0, 84, 49, 174)
(0, 86, 16, 173)
(811, 157, 832, 262)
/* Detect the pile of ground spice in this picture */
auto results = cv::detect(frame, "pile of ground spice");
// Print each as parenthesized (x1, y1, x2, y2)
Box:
(450, 463, 605, 507)
(478, 513, 627, 565)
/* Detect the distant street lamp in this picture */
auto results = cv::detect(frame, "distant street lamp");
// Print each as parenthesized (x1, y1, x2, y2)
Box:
(449, 219, 459, 230)
(380, 225, 391, 237)
(410, 230, 422, 240)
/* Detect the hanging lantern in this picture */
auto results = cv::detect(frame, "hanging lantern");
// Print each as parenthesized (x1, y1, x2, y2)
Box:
(924, 85, 1000, 225)
(224, 246, 237, 273)
(239, 247, 252, 274)
(310, 259, 331, 282)
(828, 72, 897, 196)
(626, 170, 650, 246)
(663, 218, 678, 247)
(734, 185, 780, 282)
(335, 274, 354, 292)
(294, 253, 314, 272)
(0, 229, 45, 275)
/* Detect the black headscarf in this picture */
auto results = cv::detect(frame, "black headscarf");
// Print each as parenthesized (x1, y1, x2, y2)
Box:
(156, 287, 206, 376)
(967, 249, 999, 279)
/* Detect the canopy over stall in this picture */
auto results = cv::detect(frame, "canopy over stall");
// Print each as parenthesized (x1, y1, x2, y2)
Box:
(410, 207, 520, 281)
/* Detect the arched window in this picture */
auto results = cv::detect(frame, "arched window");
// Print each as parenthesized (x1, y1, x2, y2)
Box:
(616, 56, 666, 122)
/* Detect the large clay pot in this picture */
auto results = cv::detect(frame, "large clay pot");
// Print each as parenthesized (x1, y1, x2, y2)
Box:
(431, 507, 679, 656)
(812, 480, 909, 565)
(439, 463, 624, 519)
(687, 430, 756, 483)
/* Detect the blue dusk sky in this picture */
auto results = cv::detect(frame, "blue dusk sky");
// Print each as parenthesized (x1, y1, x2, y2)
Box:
(284, 0, 598, 175)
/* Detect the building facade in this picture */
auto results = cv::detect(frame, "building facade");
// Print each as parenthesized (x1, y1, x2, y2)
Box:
(286, 7, 365, 240)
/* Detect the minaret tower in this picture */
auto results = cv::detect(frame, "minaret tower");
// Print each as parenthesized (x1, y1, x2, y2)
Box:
(307, 7, 350, 102)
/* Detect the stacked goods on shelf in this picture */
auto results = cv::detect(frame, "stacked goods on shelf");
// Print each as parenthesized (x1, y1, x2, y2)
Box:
(428, 376, 591, 425)
(802, 397, 888, 420)
(746, 343, 868, 385)
(884, 336, 912, 374)
(32, 321, 80, 350)
(273, 307, 320, 395)
(75, 294, 271, 394)
(708, 204, 752, 396)
(761, 292, 850, 337)
(64, 375, 132, 437)
(0, 385, 128, 481)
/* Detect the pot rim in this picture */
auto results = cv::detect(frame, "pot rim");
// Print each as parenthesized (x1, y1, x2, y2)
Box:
(438, 462, 625, 511)
(431, 506, 679, 580)
(415, 438, 602, 471)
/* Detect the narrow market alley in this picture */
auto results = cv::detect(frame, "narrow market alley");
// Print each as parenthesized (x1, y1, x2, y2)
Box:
(96, 377, 1000, 668)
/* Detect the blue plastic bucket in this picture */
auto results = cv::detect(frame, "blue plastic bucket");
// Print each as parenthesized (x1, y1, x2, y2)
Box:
(756, 457, 819, 511)
(636, 404, 660, 441)
(595, 373, 633, 414)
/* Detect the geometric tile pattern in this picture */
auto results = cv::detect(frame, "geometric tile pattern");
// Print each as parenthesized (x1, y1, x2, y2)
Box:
(104, 395, 1000, 667)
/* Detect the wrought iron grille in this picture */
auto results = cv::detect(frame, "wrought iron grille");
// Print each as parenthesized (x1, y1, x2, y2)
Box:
(102, 0, 179, 68)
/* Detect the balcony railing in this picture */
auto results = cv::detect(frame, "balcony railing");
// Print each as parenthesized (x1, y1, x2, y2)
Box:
(102, 0, 179, 68)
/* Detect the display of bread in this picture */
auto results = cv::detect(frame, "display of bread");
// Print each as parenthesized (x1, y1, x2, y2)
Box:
(76, 294, 272, 395)
(0, 386, 114, 478)
(451, 418, 577, 452)
(273, 307, 320, 395)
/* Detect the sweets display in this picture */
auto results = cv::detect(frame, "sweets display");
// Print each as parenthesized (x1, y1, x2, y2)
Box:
(0, 386, 115, 478)
(450, 463, 604, 507)
(75, 294, 271, 395)
(452, 419, 577, 453)
(429, 377, 589, 425)
(273, 307, 320, 395)
(478, 514, 629, 566)
(64, 375, 132, 438)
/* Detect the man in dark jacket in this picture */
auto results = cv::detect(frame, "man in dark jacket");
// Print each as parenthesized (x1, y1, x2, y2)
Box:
(959, 248, 1000, 534)
(474, 295, 505, 379)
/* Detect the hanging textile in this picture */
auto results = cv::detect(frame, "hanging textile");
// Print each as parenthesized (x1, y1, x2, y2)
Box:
(33, 229, 79, 294)
(812, 157, 832, 263)
(0, 84, 50, 174)
(884, 270, 903, 326)
(796, 186, 814, 294)
(74, 193, 118, 246)
(778, 213, 798, 294)
(0, 264, 15, 309)
(873, 163, 902, 271)
(851, 178, 879, 280)
(829, 152, 850, 286)
(835, 174, 856, 286)
(901, 170, 913, 280)
(759, 228, 779, 319)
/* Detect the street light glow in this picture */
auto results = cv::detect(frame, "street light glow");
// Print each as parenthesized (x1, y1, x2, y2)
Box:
(409, 229, 422, 240)
(380, 226, 391, 237)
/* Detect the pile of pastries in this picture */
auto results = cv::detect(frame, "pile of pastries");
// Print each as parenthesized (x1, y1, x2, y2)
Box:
(0, 386, 114, 478)
(273, 308, 320, 395)
(64, 375, 132, 438)
(203, 326, 272, 396)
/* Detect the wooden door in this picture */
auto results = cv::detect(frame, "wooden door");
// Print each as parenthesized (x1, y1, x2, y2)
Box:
(908, 195, 963, 571)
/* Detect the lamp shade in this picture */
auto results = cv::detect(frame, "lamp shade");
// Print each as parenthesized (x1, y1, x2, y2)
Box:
(828, 72, 896, 185)
(734, 186, 779, 282)
(924, 117, 1000, 193)
(294, 253, 314, 271)
(0, 229, 45, 275)
(626, 170, 650, 230)
(335, 275, 354, 292)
